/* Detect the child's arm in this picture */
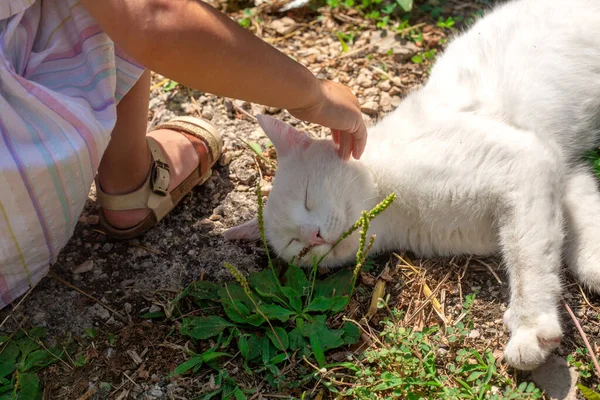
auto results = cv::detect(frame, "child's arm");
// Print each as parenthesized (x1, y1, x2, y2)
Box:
(80, 0, 367, 159)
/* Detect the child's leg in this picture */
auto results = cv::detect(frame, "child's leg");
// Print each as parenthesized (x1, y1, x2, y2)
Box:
(97, 70, 202, 229)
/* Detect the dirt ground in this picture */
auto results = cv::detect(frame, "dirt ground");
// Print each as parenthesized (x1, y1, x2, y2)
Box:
(0, 1, 599, 399)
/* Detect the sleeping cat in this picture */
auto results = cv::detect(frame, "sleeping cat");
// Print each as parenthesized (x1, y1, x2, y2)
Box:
(224, 0, 600, 371)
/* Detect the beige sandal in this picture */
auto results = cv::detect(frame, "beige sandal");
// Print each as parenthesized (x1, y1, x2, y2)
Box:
(97, 116, 223, 240)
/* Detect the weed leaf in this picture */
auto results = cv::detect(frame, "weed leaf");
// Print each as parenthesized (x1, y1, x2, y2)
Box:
(314, 269, 353, 298)
(16, 372, 38, 400)
(341, 322, 360, 345)
(0, 342, 19, 365)
(0, 363, 12, 380)
(16, 338, 39, 363)
(265, 327, 289, 351)
(578, 384, 600, 400)
(249, 270, 287, 305)
(304, 296, 348, 313)
(171, 357, 204, 376)
(284, 265, 310, 294)
(180, 316, 234, 340)
(309, 334, 326, 368)
(22, 350, 58, 372)
(258, 304, 295, 322)
(395, 0, 413, 12)
(281, 287, 302, 313)
(301, 316, 344, 351)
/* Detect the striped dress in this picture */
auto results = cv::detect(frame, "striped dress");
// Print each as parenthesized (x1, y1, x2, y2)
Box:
(0, 0, 145, 308)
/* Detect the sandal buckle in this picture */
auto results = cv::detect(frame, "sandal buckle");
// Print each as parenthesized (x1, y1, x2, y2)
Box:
(151, 160, 171, 196)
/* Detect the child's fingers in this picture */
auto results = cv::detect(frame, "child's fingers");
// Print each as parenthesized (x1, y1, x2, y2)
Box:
(338, 134, 353, 160)
(351, 123, 367, 159)
(332, 129, 341, 145)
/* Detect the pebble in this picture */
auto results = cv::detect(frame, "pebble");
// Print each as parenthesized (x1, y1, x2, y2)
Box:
(356, 73, 373, 88)
(251, 103, 267, 115)
(380, 92, 393, 108)
(218, 152, 232, 166)
(124, 303, 133, 313)
(364, 87, 379, 97)
(468, 329, 480, 339)
(202, 108, 214, 120)
(271, 17, 298, 35)
(378, 80, 392, 92)
(148, 304, 161, 314)
(360, 101, 379, 116)
(72, 260, 94, 275)
(391, 96, 402, 108)
(89, 304, 110, 320)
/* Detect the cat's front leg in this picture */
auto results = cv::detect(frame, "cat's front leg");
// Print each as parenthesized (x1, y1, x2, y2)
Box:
(498, 173, 565, 370)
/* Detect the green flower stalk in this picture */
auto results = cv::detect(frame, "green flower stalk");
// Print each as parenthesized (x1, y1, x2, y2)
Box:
(368, 193, 397, 220)
(355, 211, 370, 267)
(224, 262, 251, 295)
(255, 183, 285, 295)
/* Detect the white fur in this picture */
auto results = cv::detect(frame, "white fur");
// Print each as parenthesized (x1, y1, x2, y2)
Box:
(225, 0, 600, 371)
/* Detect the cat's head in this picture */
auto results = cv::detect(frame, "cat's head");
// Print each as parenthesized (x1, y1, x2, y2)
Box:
(224, 115, 376, 268)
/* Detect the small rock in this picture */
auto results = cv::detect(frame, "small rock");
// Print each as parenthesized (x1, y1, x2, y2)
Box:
(380, 92, 393, 108)
(200, 218, 214, 226)
(148, 304, 161, 314)
(360, 101, 379, 116)
(260, 181, 273, 196)
(235, 169, 258, 185)
(468, 329, 480, 339)
(251, 103, 267, 115)
(356, 74, 373, 88)
(124, 303, 133, 314)
(391, 96, 402, 108)
(271, 17, 298, 36)
(378, 80, 392, 92)
(89, 304, 110, 320)
(218, 152, 232, 167)
(202, 107, 213, 120)
(370, 31, 419, 62)
(72, 260, 94, 275)
(364, 87, 379, 97)
(532, 355, 578, 400)
(209, 214, 221, 221)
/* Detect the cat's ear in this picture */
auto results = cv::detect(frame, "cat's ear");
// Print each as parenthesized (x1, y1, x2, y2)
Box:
(223, 218, 261, 241)
(256, 114, 312, 157)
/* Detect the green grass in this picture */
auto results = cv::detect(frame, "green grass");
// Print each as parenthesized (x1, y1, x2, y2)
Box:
(0, 327, 63, 400)
(320, 292, 542, 399)
(584, 147, 600, 179)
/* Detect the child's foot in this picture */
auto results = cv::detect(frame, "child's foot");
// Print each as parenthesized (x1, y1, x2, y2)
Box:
(96, 117, 222, 239)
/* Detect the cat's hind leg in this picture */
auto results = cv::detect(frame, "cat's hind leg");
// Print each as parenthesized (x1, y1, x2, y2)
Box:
(564, 166, 600, 292)
(499, 152, 565, 371)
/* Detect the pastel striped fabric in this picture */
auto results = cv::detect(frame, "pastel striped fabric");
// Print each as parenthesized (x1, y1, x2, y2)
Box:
(0, 0, 145, 308)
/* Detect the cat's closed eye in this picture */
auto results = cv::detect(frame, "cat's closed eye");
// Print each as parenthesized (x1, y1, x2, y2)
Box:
(304, 184, 310, 211)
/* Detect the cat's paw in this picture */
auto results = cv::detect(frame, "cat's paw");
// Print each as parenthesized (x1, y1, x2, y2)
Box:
(503, 318, 562, 371)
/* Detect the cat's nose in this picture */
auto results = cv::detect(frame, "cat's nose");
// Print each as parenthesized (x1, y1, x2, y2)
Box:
(300, 226, 325, 245)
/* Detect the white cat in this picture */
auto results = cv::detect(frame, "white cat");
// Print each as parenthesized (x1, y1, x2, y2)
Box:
(224, 0, 600, 371)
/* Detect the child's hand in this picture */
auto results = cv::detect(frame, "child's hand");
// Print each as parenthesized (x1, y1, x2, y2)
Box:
(289, 80, 367, 160)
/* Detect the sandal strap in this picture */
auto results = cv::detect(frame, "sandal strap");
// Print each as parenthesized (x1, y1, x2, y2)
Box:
(96, 137, 174, 221)
(156, 116, 222, 165)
